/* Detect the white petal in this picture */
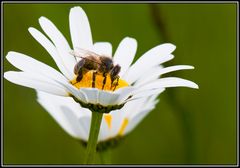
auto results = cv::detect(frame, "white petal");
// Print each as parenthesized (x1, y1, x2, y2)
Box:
(69, 6, 93, 50)
(37, 93, 80, 138)
(123, 95, 157, 119)
(86, 87, 135, 106)
(128, 88, 165, 101)
(6, 51, 67, 83)
(78, 115, 91, 141)
(122, 98, 147, 117)
(114, 87, 135, 104)
(39, 17, 76, 78)
(124, 108, 152, 135)
(4, 71, 67, 96)
(108, 93, 159, 136)
(110, 97, 151, 137)
(135, 65, 194, 86)
(123, 43, 176, 84)
(138, 77, 199, 91)
(134, 66, 163, 86)
(98, 90, 120, 106)
(113, 37, 137, 77)
(37, 91, 91, 141)
(37, 91, 90, 118)
(61, 108, 90, 141)
(92, 42, 112, 56)
(157, 65, 194, 76)
(123, 94, 159, 135)
(109, 109, 124, 137)
(57, 81, 88, 103)
(28, 27, 73, 79)
(79, 88, 99, 104)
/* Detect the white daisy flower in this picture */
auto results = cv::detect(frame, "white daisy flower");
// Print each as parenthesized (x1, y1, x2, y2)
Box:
(4, 6, 198, 148)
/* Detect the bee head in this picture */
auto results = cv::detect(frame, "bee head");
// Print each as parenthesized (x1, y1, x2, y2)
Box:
(100, 56, 114, 71)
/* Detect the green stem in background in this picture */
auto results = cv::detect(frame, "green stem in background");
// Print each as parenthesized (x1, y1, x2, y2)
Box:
(149, 4, 195, 163)
(84, 112, 103, 164)
(99, 149, 112, 164)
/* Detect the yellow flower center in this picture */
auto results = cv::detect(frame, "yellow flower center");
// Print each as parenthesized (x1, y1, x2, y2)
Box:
(70, 70, 129, 91)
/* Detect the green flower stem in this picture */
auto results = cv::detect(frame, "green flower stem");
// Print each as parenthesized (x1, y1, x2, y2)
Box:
(84, 112, 103, 164)
(99, 149, 112, 164)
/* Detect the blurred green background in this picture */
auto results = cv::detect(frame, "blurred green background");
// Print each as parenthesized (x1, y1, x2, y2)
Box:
(3, 3, 237, 164)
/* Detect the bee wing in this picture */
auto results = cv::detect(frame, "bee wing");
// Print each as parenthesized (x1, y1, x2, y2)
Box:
(71, 47, 101, 58)
(69, 50, 83, 58)
(70, 48, 103, 65)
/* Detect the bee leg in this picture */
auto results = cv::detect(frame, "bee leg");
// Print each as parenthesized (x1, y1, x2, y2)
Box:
(112, 77, 119, 91)
(92, 71, 97, 88)
(72, 73, 83, 85)
(110, 77, 115, 89)
(102, 73, 107, 90)
(76, 69, 84, 82)
(74, 59, 85, 75)
(110, 64, 121, 89)
(76, 74, 83, 83)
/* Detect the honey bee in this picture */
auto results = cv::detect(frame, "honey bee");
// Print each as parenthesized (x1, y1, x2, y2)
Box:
(70, 48, 121, 90)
